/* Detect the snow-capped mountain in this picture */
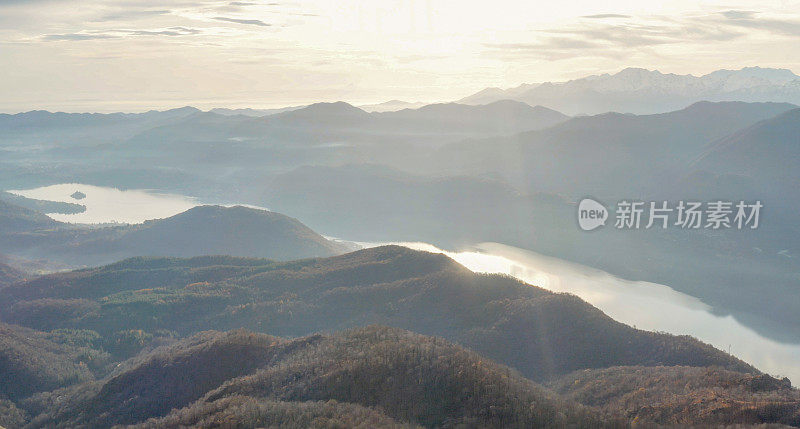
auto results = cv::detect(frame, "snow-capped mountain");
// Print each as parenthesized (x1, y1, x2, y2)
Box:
(459, 67, 800, 115)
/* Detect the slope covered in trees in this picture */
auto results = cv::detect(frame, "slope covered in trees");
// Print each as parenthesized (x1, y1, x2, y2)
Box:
(550, 366, 800, 426)
(5, 325, 798, 428)
(0, 247, 798, 427)
(0, 246, 754, 381)
(0, 203, 347, 267)
(24, 326, 601, 428)
(132, 398, 415, 429)
(0, 322, 110, 401)
(0, 199, 57, 233)
(0, 261, 24, 287)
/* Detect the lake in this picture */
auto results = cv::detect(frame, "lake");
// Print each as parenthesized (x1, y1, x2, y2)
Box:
(366, 241, 800, 383)
(7, 183, 201, 224)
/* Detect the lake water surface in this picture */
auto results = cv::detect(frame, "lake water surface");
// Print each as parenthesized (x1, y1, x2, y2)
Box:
(7, 183, 200, 224)
(366, 241, 800, 382)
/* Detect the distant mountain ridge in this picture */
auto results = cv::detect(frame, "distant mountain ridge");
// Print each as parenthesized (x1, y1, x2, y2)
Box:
(0, 106, 200, 131)
(208, 106, 303, 117)
(359, 99, 430, 112)
(0, 199, 58, 233)
(459, 67, 800, 115)
(119, 100, 570, 159)
(372, 100, 568, 134)
(684, 107, 800, 212)
(431, 100, 798, 199)
(246, 99, 569, 134)
(0, 202, 347, 267)
(0, 106, 201, 146)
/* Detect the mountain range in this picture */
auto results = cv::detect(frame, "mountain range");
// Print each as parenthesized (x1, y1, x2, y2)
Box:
(125, 100, 569, 149)
(258, 99, 800, 341)
(3, 96, 799, 344)
(2, 66, 800, 429)
(459, 67, 800, 115)
(0, 246, 756, 379)
(0, 246, 797, 427)
(429, 101, 797, 199)
(687, 107, 800, 211)
(0, 106, 201, 146)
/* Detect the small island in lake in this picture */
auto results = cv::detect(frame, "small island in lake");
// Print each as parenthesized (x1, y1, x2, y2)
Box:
(0, 192, 86, 215)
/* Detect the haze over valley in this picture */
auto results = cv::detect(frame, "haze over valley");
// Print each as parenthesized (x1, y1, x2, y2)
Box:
(2, 0, 800, 426)
(2, 77, 800, 424)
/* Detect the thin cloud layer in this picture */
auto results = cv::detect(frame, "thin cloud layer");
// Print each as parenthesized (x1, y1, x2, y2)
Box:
(213, 16, 269, 26)
(482, 9, 800, 62)
(0, 0, 799, 111)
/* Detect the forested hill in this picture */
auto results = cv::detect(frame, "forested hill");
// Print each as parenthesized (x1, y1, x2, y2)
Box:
(0, 203, 348, 267)
(0, 246, 798, 427)
(0, 245, 753, 380)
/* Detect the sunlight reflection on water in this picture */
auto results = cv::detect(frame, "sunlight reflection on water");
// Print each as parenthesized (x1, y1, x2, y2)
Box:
(363, 241, 800, 382)
(7, 183, 199, 224)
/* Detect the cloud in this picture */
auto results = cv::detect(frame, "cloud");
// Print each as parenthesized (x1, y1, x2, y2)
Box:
(495, 7, 800, 64)
(129, 27, 201, 36)
(582, 14, 630, 19)
(487, 39, 599, 51)
(213, 16, 270, 26)
(214, 1, 257, 13)
(43, 33, 118, 41)
(717, 10, 800, 36)
(720, 10, 758, 20)
(96, 9, 171, 22)
(481, 11, 760, 62)
(483, 38, 615, 61)
(41, 27, 202, 41)
(0, 0, 56, 4)
(549, 17, 745, 47)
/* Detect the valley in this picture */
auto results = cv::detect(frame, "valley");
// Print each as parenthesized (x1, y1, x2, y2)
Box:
(1, 65, 799, 428)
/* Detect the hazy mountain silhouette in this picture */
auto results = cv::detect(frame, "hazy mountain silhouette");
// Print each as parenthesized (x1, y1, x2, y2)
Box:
(686, 107, 800, 209)
(432, 101, 797, 199)
(0, 203, 346, 267)
(259, 160, 800, 344)
(460, 67, 800, 115)
(0, 106, 199, 132)
(359, 99, 429, 112)
(262, 164, 539, 244)
(0, 192, 85, 216)
(119, 205, 347, 260)
(372, 100, 568, 134)
(209, 106, 303, 117)
(0, 106, 200, 145)
(0, 199, 58, 233)
(125, 100, 569, 151)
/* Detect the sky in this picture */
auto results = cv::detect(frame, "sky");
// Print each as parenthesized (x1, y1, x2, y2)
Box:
(1, 0, 800, 112)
